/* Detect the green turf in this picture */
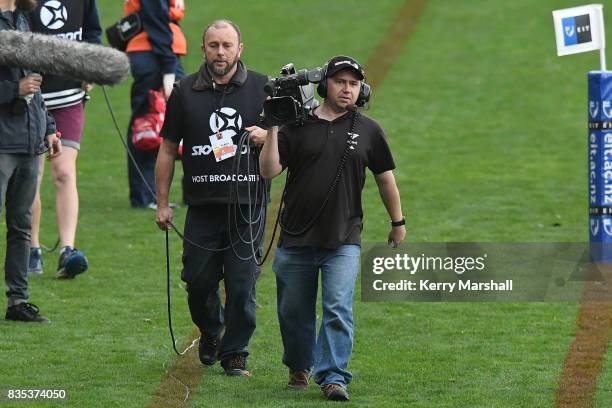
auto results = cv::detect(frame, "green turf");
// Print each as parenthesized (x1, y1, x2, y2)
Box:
(0, 0, 610, 407)
(596, 346, 612, 406)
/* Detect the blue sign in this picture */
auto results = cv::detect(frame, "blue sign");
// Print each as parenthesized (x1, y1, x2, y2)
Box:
(588, 72, 612, 261)
(563, 16, 578, 45)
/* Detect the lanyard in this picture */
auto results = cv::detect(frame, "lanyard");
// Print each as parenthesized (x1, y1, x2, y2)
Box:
(212, 82, 230, 132)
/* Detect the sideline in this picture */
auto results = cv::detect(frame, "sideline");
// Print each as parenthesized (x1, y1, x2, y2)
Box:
(147, 1, 428, 406)
(147, 328, 203, 408)
(364, 0, 427, 88)
(556, 265, 612, 407)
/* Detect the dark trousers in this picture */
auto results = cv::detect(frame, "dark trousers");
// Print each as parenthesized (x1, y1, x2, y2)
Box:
(127, 51, 184, 207)
(182, 204, 261, 360)
(0, 154, 38, 306)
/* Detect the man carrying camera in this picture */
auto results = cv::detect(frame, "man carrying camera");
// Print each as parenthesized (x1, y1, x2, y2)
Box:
(0, 0, 61, 323)
(155, 19, 268, 376)
(259, 55, 405, 401)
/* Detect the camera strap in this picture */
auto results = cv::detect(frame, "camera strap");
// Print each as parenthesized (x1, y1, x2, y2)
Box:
(280, 108, 360, 236)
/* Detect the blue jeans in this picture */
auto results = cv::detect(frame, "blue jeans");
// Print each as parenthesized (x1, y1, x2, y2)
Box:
(273, 244, 360, 387)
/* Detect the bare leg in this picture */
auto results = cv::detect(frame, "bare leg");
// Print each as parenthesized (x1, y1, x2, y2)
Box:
(50, 147, 79, 248)
(30, 156, 45, 248)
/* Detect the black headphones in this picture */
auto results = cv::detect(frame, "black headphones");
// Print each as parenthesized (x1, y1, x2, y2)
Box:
(316, 57, 371, 107)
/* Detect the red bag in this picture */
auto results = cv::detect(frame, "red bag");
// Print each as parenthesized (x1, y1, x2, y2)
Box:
(131, 89, 166, 152)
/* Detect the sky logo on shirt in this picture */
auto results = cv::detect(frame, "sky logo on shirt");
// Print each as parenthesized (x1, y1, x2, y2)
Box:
(210, 107, 243, 136)
(40, 0, 68, 29)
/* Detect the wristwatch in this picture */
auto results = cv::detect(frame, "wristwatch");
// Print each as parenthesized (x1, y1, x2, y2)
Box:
(391, 217, 405, 227)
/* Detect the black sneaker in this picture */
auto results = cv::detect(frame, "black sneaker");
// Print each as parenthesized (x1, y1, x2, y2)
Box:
(220, 354, 251, 377)
(198, 334, 219, 366)
(28, 247, 43, 275)
(57, 247, 88, 279)
(5, 303, 50, 323)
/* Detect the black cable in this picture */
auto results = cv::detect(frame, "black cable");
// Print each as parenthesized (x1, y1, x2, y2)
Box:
(102, 85, 234, 253)
(244, 143, 275, 266)
(249, 169, 284, 267)
(227, 128, 282, 266)
(236, 138, 266, 236)
(101, 85, 157, 202)
(245, 153, 266, 263)
(166, 228, 181, 355)
(231, 132, 265, 229)
(102, 85, 276, 355)
(227, 131, 268, 262)
(102, 86, 229, 357)
(41, 238, 60, 253)
(102, 89, 267, 258)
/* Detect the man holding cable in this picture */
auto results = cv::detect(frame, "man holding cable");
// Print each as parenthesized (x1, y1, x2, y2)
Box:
(0, 0, 61, 323)
(259, 55, 405, 401)
(155, 19, 268, 377)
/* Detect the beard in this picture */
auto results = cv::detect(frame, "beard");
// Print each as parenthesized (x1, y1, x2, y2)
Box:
(16, 0, 37, 12)
(205, 56, 238, 77)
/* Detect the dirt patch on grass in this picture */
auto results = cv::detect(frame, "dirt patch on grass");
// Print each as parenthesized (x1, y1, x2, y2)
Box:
(147, 328, 203, 408)
(556, 264, 612, 408)
(364, 0, 427, 88)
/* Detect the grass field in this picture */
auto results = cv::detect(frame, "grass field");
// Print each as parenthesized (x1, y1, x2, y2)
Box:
(0, 0, 610, 407)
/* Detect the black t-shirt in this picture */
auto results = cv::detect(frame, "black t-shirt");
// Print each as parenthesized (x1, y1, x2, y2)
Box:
(278, 110, 395, 249)
(161, 67, 268, 205)
(30, 0, 85, 38)
(30, 0, 99, 97)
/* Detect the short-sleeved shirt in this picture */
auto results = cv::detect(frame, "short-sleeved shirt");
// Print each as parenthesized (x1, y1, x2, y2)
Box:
(278, 110, 395, 249)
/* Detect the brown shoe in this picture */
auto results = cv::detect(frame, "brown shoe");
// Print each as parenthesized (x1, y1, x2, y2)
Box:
(288, 369, 309, 390)
(322, 383, 349, 401)
(220, 354, 251, 377)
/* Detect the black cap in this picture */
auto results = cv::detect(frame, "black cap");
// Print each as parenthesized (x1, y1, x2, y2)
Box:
(325, 56, 365, 80)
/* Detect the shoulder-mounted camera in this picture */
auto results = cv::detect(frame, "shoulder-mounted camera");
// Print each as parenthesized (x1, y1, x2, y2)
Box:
(262, 63, 322, 127)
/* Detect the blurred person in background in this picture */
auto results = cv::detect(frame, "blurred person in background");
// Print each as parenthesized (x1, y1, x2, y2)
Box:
(125, 0, 186, 209)
(28, 0, 102, 279)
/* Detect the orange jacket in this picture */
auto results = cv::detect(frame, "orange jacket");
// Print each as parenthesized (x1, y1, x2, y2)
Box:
(125, 0, 187, 56)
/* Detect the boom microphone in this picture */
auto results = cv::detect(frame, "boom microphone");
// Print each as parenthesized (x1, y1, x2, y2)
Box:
(0, 30, 130, 85)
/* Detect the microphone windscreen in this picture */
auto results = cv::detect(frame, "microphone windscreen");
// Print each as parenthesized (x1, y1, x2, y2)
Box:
(0, 30, 130, 85)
